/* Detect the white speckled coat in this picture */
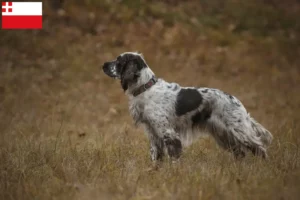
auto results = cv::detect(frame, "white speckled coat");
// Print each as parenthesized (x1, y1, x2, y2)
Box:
(103, 52, 273, 161)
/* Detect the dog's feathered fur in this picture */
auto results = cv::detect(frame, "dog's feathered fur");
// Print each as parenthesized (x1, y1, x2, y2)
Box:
(103, 52, 273, 161)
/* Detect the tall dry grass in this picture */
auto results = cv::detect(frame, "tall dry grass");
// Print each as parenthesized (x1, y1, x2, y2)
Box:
(1, 0, 300, 199)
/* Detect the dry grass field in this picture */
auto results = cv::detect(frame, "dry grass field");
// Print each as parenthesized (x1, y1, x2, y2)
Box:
(1, 0, 300, 199)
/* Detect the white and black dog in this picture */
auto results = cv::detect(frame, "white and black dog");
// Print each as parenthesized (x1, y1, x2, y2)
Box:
(103, 52, 273, 161)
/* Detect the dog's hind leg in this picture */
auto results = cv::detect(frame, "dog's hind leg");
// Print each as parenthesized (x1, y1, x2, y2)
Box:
(232, 146, 246, 159)
(247, 144, 268, 159)
(207, 116, 268, 159)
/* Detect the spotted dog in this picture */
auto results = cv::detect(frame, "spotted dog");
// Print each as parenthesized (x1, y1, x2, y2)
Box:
(102, 52, 273, 161)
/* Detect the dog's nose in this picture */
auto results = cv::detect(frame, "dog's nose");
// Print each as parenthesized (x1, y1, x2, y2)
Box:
(102, 62, 110, 73)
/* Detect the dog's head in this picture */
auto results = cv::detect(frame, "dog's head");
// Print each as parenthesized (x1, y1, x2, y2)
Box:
(103, 52, 148, 91)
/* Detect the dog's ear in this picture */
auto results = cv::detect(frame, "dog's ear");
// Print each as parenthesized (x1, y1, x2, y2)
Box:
(121, 60, 140, 91)
(134, 55, 147, 70)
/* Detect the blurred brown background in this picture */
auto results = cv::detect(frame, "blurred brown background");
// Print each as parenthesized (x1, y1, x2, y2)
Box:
(0, 0, 300, 199)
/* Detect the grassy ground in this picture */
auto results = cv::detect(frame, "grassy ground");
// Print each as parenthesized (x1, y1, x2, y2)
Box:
(1, 0, 300, 199)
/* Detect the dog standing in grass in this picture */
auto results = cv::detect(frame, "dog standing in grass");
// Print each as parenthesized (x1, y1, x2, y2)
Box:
(102, 52, 273, 161)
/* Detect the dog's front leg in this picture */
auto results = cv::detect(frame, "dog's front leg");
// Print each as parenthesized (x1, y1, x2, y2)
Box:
(149, 134, 164, 162)
(144, 116, 182, 161)
(163, 130, 182, 160)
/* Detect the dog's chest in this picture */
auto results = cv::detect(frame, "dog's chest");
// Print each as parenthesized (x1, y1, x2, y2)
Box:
(128, 88, 177, 126)
(129, 93, 166, 123)
(129, 99, 145, 125)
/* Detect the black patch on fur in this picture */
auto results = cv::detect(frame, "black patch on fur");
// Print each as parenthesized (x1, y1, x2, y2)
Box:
(191, 106, 212, 127)
(120, 64, 129, 91)
(202, 89, 208, 93)
(175, 89, 203, 116)
(119, 54, 147, 91)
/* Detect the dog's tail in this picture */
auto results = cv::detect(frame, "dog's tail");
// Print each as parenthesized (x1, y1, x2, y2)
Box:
(250, 117, 273, 147)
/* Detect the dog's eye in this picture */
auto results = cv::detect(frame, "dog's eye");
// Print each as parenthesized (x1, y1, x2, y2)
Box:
(116, 61, 122, 67)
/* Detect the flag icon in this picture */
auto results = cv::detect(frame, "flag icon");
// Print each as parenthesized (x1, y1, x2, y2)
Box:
(2, 2, 42, 29)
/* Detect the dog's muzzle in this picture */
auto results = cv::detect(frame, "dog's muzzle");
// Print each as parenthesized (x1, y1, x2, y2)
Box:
(103, 62, 112, 75)
(102, 61, 119, 79)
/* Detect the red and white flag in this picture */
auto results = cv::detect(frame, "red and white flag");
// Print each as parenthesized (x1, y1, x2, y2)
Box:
(2, 2, 42, 29)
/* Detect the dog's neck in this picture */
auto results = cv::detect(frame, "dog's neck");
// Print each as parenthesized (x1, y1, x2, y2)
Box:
(132, 76, 157, 97)
(126, 67, 156, 97)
